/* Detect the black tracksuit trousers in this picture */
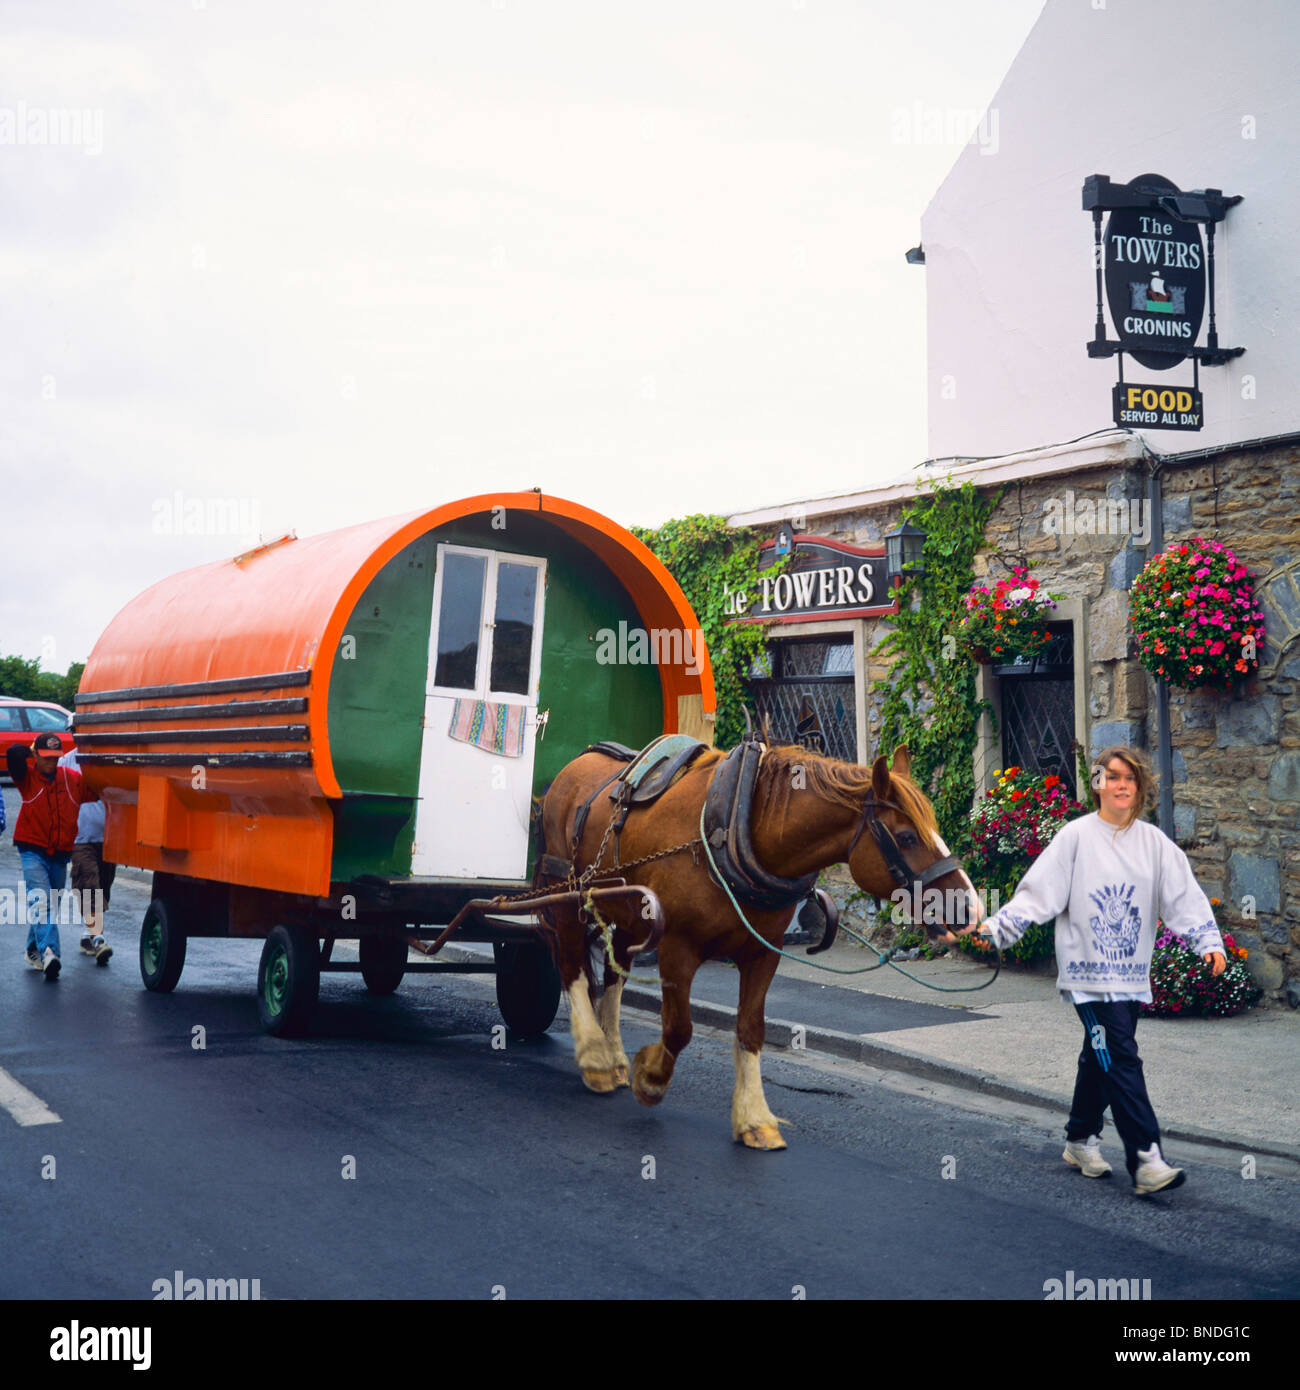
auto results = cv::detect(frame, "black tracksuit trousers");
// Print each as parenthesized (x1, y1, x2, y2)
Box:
(1065, 999, 1161, 1178)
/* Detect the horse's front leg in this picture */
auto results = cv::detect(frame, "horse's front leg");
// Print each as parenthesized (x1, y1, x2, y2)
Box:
(598, 964, 630, 1089)
(600, 909, 660, 1086)
(632, 936, 698, 1107)
(554, 917, 619, 1094)
(733, 948, 787, 1150)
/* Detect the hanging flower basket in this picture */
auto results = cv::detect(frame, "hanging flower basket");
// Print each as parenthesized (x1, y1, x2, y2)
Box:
(958, 565, 1059, 664)
(1129, 538, 1264, 691)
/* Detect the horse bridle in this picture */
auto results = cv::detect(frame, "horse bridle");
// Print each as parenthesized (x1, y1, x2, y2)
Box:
(846, 791, 963, 895)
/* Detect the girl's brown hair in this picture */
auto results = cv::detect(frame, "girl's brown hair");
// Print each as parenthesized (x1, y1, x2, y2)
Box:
(1089, 745, 1157, 828)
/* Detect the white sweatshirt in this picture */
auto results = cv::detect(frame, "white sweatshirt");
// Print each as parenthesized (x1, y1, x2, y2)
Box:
(981, 812, 1224, 1002)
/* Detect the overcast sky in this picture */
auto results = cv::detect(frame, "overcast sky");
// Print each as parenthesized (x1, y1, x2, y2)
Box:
(1, 0, 1044, 670)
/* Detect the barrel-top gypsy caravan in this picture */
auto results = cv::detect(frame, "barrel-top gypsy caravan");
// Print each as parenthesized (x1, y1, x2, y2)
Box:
(76, 491, 714, 1036)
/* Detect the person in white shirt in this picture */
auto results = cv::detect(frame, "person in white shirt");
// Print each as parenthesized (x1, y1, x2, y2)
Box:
(58, 749, 114, 965)
(948, 745, 1226, 1195)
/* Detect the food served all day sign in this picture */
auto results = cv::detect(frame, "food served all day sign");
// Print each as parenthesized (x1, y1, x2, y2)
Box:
(1112, 382, 1204, 431)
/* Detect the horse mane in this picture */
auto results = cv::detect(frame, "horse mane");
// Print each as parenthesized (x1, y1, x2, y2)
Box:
(754, 744, 940, 847)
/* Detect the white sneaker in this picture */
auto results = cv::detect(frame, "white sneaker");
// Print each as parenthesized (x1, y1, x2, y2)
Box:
(1063, 1134, 1112, 1177)
(1134, 1142, 1185, 1195)
(42, 948, 62, 982)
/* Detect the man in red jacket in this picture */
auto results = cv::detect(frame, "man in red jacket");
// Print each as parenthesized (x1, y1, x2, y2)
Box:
(7, 731, 99, 980)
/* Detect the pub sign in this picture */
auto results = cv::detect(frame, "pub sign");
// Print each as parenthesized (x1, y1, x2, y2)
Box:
(725, 530, 899, 624)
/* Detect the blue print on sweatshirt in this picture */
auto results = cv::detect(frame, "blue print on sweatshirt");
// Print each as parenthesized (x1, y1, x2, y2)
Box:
(1088, 883, 1142, 963)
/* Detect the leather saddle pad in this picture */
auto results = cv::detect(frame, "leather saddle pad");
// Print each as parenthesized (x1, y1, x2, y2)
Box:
(619, 733, 708, 804)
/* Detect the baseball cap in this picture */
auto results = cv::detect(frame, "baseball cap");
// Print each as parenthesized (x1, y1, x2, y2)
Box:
(31, 732, 66, 757)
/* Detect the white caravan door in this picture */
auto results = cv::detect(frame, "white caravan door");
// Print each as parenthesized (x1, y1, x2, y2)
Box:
(411, 544, 546, 879)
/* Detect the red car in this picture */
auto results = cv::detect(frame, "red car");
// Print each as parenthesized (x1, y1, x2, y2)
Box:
(0, 697, 76, 769)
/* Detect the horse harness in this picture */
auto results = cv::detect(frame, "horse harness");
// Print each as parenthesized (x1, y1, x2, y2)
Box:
(844, 789, 964, 903)
(545, 733, 956, 918)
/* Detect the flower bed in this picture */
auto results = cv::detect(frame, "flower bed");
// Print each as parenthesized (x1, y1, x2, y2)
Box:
(960, 766, 1084, 965)
(1142, 902, 1261, 1017)
(958, 566, 1058, 663)
(1129, 538, 1264, 690)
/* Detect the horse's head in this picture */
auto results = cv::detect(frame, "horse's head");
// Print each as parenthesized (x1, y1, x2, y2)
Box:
(845, 746, 984, 941)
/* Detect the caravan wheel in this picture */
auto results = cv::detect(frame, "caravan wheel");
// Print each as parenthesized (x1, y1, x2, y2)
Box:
(139, 898, 187, 993)
(258, 925, 321, 1037)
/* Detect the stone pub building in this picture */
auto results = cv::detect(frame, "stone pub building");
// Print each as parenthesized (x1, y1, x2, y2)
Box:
(729, 0, 1299, 1000)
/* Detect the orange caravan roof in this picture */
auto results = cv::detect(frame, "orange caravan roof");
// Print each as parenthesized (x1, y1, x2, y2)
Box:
(79, 491, 714, 897)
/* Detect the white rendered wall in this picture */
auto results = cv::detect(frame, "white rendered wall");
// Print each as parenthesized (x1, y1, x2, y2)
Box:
(921, 0, 1299, 461)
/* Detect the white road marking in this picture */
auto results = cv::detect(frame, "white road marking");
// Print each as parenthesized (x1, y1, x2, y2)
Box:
(0, 1066, 62, 1126)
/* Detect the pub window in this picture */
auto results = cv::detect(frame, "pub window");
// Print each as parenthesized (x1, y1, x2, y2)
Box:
(749, 636, 857, 763)
(997, 622, 1076, 798)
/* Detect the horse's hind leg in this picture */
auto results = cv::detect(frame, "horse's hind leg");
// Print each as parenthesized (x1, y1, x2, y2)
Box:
(632, 936, 698, 1107)
(733, 949, 787, 1150)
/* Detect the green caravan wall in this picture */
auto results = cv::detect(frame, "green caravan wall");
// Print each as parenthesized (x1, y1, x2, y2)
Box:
(326, 512, 664, 884)
(327, 534, 435, 882)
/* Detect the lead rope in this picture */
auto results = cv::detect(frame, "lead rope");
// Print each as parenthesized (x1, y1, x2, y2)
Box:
(697, 805, 1002, 992)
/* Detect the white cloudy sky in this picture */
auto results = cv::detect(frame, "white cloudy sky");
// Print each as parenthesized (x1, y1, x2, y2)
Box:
(0, 0, 1044, 670)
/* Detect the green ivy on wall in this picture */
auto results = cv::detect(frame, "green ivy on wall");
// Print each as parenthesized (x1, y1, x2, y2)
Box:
(631, 515, 773, 749)
(871, 477, 1001, 857)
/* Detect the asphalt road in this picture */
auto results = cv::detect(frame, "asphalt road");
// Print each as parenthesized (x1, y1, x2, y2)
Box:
(3, 792, 1299, 1306)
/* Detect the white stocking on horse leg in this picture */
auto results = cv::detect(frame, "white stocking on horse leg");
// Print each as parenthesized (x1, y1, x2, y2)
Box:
(731, 1038, 787, 1150)
(566, 979, 618, 1093)
(597, 977, 630, 1087)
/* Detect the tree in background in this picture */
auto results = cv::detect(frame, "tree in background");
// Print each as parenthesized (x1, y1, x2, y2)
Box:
(0, 654, 85, 710)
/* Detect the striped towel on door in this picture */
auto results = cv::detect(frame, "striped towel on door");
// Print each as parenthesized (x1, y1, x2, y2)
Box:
(448, 699, 527, 758)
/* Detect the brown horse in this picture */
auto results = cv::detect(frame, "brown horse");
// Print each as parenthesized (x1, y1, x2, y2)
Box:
(536, 741, 983, 1150)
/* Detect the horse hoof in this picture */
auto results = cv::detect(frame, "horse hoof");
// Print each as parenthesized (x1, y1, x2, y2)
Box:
(738, 1123, 787, 1151)
(612, 1065, 630, 1088)
(631, 1067, 668, 1107)
(582, 1069, 620, 1094)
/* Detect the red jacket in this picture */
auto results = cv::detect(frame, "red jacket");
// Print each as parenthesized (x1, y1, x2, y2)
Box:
(5, 747, 97, 856)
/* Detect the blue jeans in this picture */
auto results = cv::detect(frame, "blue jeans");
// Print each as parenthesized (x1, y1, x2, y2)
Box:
(19, 848, 70, 959)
